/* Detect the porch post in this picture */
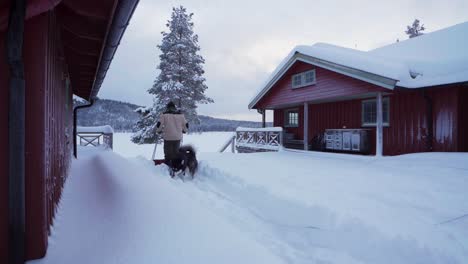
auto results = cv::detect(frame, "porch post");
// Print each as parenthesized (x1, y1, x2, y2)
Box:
(257, 109, 265, 128)
(376, 92, 383, 157)
(262, 110, 266, 128)
(303, 102, 309, 150)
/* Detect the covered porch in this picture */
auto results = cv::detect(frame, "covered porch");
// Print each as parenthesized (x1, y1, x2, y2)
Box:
(261, 91, 388, 156)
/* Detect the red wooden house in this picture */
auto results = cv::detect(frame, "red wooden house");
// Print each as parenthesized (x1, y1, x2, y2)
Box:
(0, 0, 138, 262)
(250, 22, 468, 156)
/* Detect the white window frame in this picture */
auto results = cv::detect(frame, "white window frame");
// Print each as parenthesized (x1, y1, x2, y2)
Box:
(284, 109, 299, 127)
(292, 74, 302, 88)
(291, 69, 316, 89)
(361, 97, 390, 127)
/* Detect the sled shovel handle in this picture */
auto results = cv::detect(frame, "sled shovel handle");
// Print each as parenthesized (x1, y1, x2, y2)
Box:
(152, 141, 158, 160)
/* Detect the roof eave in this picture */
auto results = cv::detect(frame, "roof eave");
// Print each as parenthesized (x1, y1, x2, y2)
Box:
(88, 0, 140, 100)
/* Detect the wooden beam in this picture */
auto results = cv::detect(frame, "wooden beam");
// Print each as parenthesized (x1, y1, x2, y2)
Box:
(61, 21, 104, 41)
(376, 92, 383, 156)
(62, 0, 110, 20)
(63, 43, 100, 56)
(304, 102, 309, 150)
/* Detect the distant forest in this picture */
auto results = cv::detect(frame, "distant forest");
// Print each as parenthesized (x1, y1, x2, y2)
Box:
(74, 98, 269, 132)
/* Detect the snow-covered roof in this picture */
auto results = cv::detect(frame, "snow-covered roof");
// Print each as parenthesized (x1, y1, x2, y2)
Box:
(294, 44, 408, 81)
(250, 22, 468, 109)
(370, 22, 468, 88)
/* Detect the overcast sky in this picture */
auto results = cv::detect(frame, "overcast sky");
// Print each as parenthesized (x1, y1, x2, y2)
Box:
(99, 0, 468, 121)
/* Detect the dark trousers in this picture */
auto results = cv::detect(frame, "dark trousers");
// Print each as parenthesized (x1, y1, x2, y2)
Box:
(164, 140, 181, 161)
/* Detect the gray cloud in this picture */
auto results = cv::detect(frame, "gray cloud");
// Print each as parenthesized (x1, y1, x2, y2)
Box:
(99, 0, 468, 121)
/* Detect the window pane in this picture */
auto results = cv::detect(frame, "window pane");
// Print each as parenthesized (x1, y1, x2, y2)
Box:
(288, 111, 298, 126)
(305, 71, 315, 84)
(292, 75, 302, 87)
(362, 98, 390, 125)
(383, 98, 389, 123)
(364, 101, 376, 124)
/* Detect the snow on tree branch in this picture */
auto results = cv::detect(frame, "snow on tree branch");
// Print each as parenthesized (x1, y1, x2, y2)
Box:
(405, 19, 426, 38)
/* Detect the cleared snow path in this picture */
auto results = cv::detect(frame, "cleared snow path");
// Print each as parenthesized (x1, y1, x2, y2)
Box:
(29, 148, 285, 264)
(144, 151, 468, 264)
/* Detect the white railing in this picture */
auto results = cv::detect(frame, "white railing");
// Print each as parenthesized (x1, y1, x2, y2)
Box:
(77, 125, 114, 149)
(235, 127, 283, 152)
(218, 133, 236, 153)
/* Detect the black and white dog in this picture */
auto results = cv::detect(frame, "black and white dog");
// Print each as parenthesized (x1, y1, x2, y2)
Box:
(169, 145, 198, 178)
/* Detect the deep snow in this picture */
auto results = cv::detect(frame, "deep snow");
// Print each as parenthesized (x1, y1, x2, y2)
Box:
(30, 132, 468, 264)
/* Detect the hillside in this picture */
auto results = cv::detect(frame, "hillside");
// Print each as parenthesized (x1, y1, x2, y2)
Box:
(74, 98, 268, 132)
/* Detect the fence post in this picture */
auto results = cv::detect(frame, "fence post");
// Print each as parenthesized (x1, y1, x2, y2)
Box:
(231, 135, 235, 153)
(280, 130, 284, 148)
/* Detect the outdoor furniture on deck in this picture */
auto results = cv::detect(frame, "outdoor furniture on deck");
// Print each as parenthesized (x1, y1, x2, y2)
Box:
(324, 129, 370, 154)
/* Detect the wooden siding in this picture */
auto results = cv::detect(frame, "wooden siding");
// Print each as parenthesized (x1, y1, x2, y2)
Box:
(308, 99, 376, 154)
(431, 87, 459, 152)
(274, 106, 304, 140)
(0, 12, 73, 262)
(273, 86, 463, 155)
(459, 86, 468, 152)
(255, 61, 388, 109)
(24, 12, 73, 260)
(0, 30, 9, 263)
(383, 89, 429, 155)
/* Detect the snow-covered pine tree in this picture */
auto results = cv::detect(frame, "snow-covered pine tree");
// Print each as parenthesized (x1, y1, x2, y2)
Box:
(131, 6, 213, 144)
(131, 106, 159, 144)
(405, 19, 425, 38)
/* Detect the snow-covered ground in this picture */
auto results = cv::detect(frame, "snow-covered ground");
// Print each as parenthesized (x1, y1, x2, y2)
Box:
(30, 132, 468, 264)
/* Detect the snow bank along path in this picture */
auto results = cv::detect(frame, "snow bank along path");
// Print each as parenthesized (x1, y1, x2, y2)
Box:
(29, 147, 284, 264)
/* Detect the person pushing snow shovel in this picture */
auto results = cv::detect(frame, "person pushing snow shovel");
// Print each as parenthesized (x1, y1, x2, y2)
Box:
(156, 101, 189, 174)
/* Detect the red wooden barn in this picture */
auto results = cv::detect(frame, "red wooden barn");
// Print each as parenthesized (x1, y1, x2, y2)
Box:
(0, 0, 139, 262)
(250, 22, 468, 156)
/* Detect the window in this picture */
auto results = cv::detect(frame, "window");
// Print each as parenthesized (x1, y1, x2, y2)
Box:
(285, 109, 299, 127)
(362, 98, 390, 126)
(304, 70, 316, 84)
(291, 69, 316, 89)
(292, 74, 302, 88)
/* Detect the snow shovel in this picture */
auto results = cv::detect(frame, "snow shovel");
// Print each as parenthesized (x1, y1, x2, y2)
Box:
(152, 141, 165, 166)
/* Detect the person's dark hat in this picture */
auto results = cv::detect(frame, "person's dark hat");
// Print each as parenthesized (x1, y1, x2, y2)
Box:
(166, 101, 176, 109)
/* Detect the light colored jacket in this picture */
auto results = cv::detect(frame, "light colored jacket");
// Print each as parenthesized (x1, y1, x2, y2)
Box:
(156, 112, 188, 141)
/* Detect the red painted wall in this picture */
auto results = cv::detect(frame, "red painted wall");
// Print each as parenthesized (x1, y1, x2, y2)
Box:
(0, 11, 73, 262)
(23, 13, 49, 260)
(273, 87, 463, 155)
(24, 11, 73, 260)
(307, 99, 377, 154)
(255, 61, 388, 109)
(384, 89, 429, 155)
(431, 87, 459, 152)
(0, 30, 9, 263)
(274, 106, 305, 140)
(459, 87, 468, 152)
